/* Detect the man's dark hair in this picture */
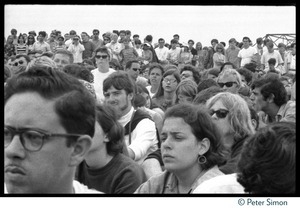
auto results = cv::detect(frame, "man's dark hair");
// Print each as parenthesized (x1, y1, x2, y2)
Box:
(180, 64, 200, 84)
(197, 78, 219, 93)
(188, 39, 194, 45)
(237, 122, 295, 194)
(211, 39, 219, 44)
(38, 31, 47, 38)
(133, 34, 139, 38)
(251, 76, 287, 107)
(125, 60, 139, 70)
(103, 71, 136, 95)
(237, 68, 253, 84)
(267, 58, 276, 65)
(5, 66, 96, 144)
(173, 34, 179, 38)
(145, 35, 153, 42)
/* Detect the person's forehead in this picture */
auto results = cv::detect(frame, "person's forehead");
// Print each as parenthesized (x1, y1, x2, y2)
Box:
(54, 53, 70, 61)
(105, 86, 125, 93)
(209, 99, 226, 111)
(96, 51, 108, 56)
(181, 70, 193, 75)
(164, 74, 176, 79)
(219, 74, 237, 82)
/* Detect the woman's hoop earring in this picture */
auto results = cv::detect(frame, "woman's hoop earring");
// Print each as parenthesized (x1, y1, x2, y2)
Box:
(198, 155, 207, 164)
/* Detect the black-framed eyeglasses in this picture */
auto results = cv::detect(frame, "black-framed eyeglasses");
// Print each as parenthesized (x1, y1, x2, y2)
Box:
(4, 126, 83, 152)
(132, 68, 140, 71)
(209, 109, 229, 119)
(14, 60, 24, 66)
(95, 55, 108, 59)
(218, 81, 237, 88)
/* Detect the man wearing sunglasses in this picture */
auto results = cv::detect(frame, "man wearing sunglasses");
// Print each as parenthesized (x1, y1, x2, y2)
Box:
(91, 46, 116, 103)
(4, 66, 100, 193)
(10, 54, 31, 75)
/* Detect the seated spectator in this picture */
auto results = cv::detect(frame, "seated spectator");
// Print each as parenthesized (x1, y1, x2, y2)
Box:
(193, 86, 225, 105)
(206, 67, 220, 81)
(193, 122, 295, 194)
(53, 49, 74, 71)
(152, 68, 181, 111)
(206, 92, 255, 174)
(76, 104, 147, 193)
(5, 66, 100, 193)
(250, 76, 295, 125)
(179, 64, 200, 84)
(135, 103, 226, 193)
(197, 78, 219, 93)
(217, 68, 243, 94)
(146, 63, 165, 98)
(175, 79, 198, 104)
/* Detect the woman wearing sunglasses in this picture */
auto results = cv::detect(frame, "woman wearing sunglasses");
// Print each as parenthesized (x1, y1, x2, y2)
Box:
(216, 68, 243, 94)
(206, 92, 255, 174)
(135, 103, 226, 193)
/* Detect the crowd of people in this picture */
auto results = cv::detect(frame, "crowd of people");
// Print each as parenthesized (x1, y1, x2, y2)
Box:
(4, 27, 296, 194)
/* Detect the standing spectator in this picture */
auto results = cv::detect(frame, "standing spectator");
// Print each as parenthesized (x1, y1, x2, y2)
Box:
(178, 43, 193, 68)
(213, 43, 226, 69)
(155, 38, 169, 65)
(81, 32, 96, 60)
(188, 39, 198, 66)
(173, 34, 182, 48)
(134, 39, 143, 58)
(103, 71, 159, 165)
(225, 38, 240, 69)
(31, 31, 51, 57)
(55, 36, 67, 51)
(4, 66, 99, 193)
(67, 35, 85, 64)
(91, 46, 116, 103)
(4, 35, 16, 58)
(261, 41, 283, 73)
(167, 39, 181, 66)
(250, 76, 295, 125)
(106, 33, 122, 63)
(15, 33, 28, 55)
(119, 37, 139, 69)
(237, 37, 257, 67)
(277, 42, 287, 61)
(144, 35, 159, 63)
(284, 43, 296, 75)
(47, 33, 58, 53)
(135, 103, 226, 194)
(195, 42, 207, 71)
(140, 43, 153, 66)
(152, 68, 181, 111)
(10, 28, 18, 46)
(76, 104, 147, 194)
(65, 30, 77, 49)
(204, 39, 219, 69)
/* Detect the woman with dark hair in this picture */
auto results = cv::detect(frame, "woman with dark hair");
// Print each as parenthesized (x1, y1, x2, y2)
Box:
(135, 103, 226, 193)
(26, 34, 36, 53)
(76, 104, 147, 194)
(145, 63, 164, 98)
(152, 67, 181, 111)
(193, 121, 295, 194)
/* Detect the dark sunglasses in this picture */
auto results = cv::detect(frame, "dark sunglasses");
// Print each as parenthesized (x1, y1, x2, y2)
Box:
(95, 55, 108, 59)
(209, 109, 229, 119)
(132, 68, 140, 71)
(218, 81, 237, 88)
(14, 60, 24, 66)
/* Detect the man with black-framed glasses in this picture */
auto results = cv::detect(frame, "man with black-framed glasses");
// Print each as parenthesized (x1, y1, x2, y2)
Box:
(4, 65, 100, 193)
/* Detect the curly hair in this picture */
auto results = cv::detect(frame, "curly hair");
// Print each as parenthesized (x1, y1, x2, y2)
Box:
(163, 103, 226, 170)
(237, 122, 295, 194)
(179, 64, 200, 84)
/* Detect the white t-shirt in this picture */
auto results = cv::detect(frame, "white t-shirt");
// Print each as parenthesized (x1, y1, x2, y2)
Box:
(261, 50, 283, 71)
(155, 46, 169, 61)
(91, 68, 116, 103)
(238, 46, 257, 67)
(146, 85, 156, 98)
(192, 173, 245, 194)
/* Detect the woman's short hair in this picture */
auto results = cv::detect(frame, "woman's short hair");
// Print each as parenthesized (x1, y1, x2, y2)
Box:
(237, 122, 295, 194)
(95, 104, 124, 156)
(175, 79, 198, 103)
(206, 92, 255, 139)
(217, 68, 243, 89)
(148, 62, 164, 76)
(163, 103, 226, 170)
